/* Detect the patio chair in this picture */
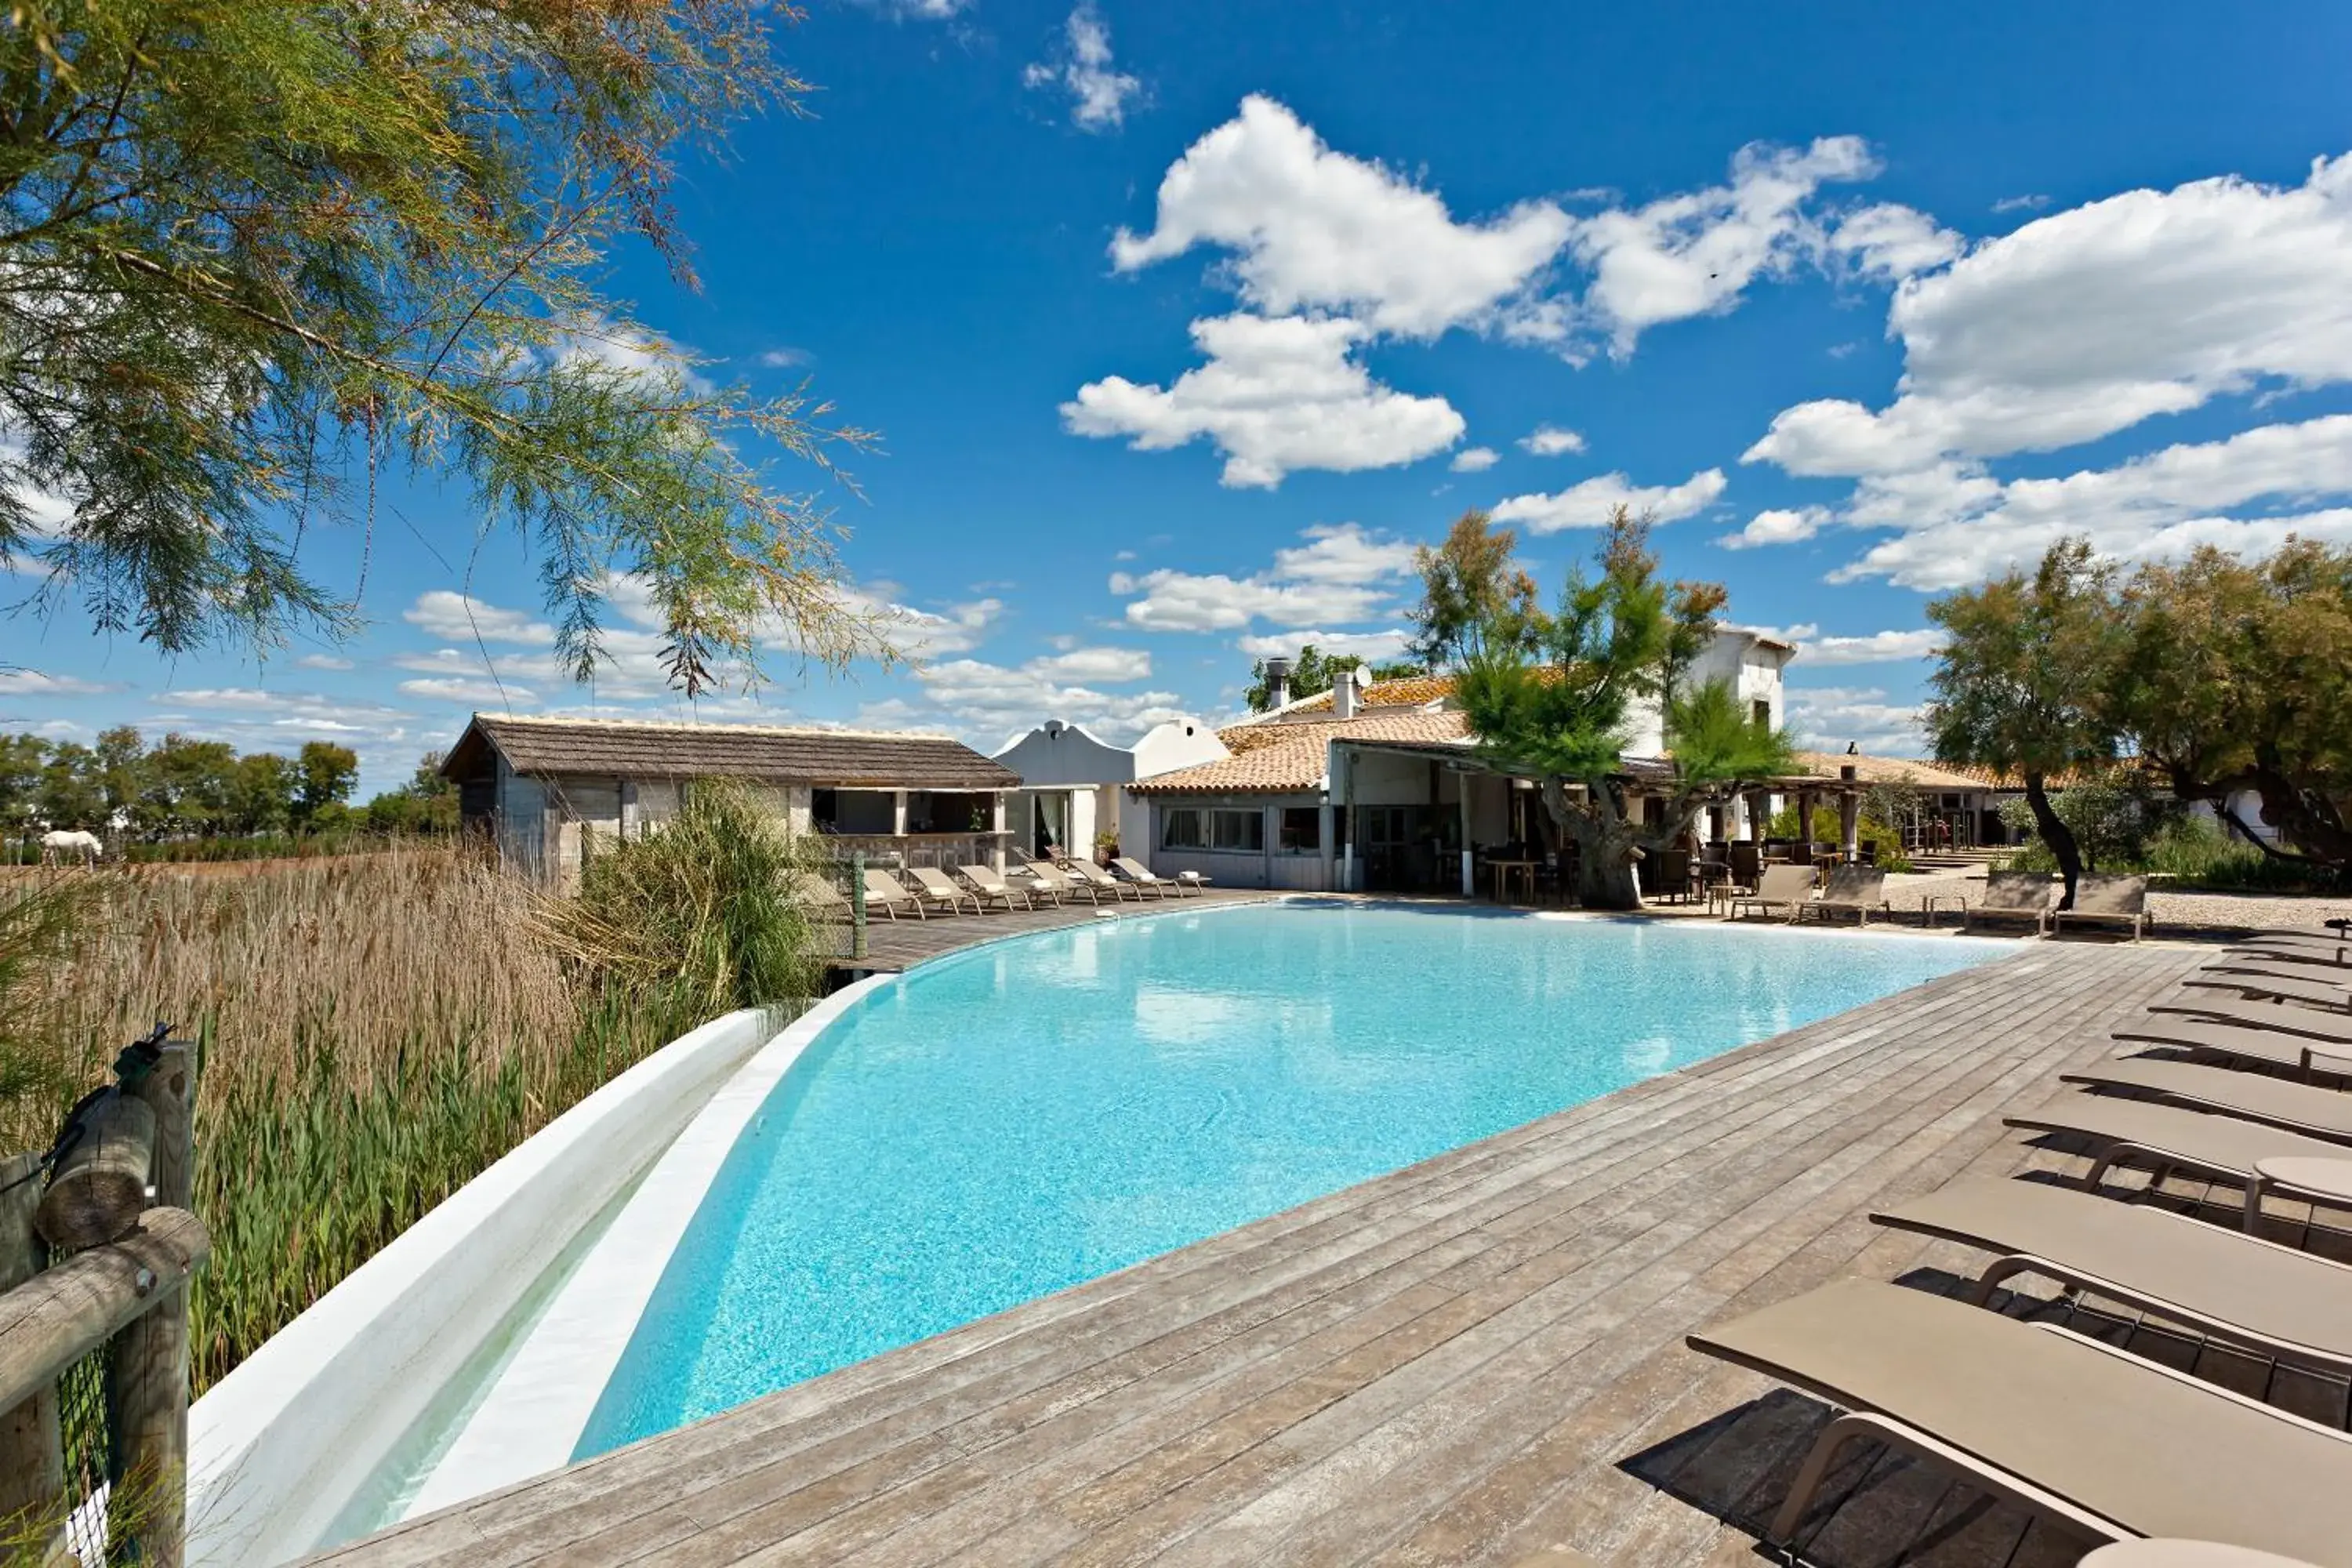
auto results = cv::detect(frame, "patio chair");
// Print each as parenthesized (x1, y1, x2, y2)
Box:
(2060, 1056, 2352, 1143)
(2113, 1015, 2352, 1081)
(2229, 942, 2352, 971)
(2182, 966, 2352, 1012)
(2141, 996, 2352, 1047)
(1062, 857, 1142, 901)
(1016, 859, 1102, 906)
(1726, 840, 1762, 891)
(1806, 866, 1889, 927)
(794, 872, 853, 923)
(1686, 1278, 2352, 1561)
(905, 865, 982, 915)
(2051, 872, 2151, 941)
(956, 862, 1035, 911)
(2002, 1091, 2352, 1224)
(1728, 863, 1815, 923)
(1649, 847, 1692, 905)
(1962, 869, 2056, 936)
(1110, 854, 1209, 895)
(1108, 855, 1180, 898)
(1872, 1177, 2352, 1381)
(860, 867, 927, 920)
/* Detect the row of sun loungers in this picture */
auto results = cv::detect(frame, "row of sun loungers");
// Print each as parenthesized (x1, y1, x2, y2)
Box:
(1680, 918, 2352, 1563)
(1726, 863, 2157, 941)
(797, 855, 1208, 921)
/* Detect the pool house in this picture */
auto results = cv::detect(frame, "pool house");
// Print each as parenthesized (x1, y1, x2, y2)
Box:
(441, 713, 1022, 886)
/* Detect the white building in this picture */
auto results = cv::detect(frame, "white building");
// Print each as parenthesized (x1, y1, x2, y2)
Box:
(990, 717, 1229, 865)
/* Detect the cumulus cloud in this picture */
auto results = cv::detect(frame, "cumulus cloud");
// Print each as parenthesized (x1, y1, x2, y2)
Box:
(1792, 629, 1944, 666)
(1449, 446, 1500, 473)
(0, 670, 123, 696)
(294, 653, 354, 671)
(1109, 96, 1574, 340)
(1828, 201, 1964, 281)
(403, 590, 555, 644)
(913, 658, 1191, 744)
(1110, 521, 1419, 632)
(1748, 154, 2352, 477)
(1235, 627, 1412, 662)
(1784, 684, 1929, 755)
(1518, 424, 1587, 457)
(1269, 522, 1421, 584)
(399, 677, 536, 706)
(1717, 504, 1831, 550)
(1023, 4, 1142, 132)
(1062, 313, 1464, 487)
(1490, 466, 1728, 532)
(1021, 646, 1152, 684)
(842, 0, 969, 18)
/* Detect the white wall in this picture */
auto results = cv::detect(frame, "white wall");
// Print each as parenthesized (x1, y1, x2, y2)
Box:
(186, 1007, 789, 1568)
(1130, 717, 1229, 779)
(993, 720, 1136, 787)
(1624, 630, 1788, 756)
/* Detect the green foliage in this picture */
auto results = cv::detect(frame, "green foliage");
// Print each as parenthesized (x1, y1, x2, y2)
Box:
(1407, 509, 1539, 670)
(1244, 643, 1366, 712)
(1764, 804, 1914, 874)
(2004, 814, 2342, 893)
(1994, 770, 2180, 871)
(295, 742, 360, 828)
(0, 725, 370, 840)
(541, 779, 822, 1013)
(0, 0, 893, 691)
(1926, 539, 2122, 781)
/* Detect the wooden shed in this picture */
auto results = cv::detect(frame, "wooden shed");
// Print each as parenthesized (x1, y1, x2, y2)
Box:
(441, 714, 1022, 886)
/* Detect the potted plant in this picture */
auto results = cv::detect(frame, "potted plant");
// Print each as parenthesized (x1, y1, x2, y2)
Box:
(1094, 828, 1120, 866)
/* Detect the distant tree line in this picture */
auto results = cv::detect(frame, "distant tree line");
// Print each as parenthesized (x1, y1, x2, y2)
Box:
(0, 729, 456, 846)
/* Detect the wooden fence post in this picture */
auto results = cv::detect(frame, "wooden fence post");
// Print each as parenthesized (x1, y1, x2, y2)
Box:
(851, 851, 868, 963)
(0, 1149, 65, 1541)
(111, 1042, 194, 1567)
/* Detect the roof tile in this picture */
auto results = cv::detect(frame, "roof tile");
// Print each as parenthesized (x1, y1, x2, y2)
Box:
(456, 714, 1020, 790)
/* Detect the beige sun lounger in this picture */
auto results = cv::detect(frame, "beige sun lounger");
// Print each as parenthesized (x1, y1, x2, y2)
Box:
(956, 862, 1034, 911)
(2142, 996, 2352, 1047)
(1015, 859, 1099, 906)
(795, 872, 854, 922)
(2114, 1016, 2352, 1080)
(1107, 855, 1183, 898)
(1062, 858, 1142, 901)
(1730, 863, 1814, 923)
(2003, 1092, 2352, 1223)
(2062, 1057, 2352, 1144)
(2051, 872, 2151, 941)
(1874, 1177, 2352, 1379)
(904, 865, 982, 915)
(1687, 1278, 2352, 1559)
(861, 867, 927, 920)
(2230, 943, 2352, 971)
(1806, 866, 1890, 926)
(2183, 966, 2352, 1012)
(1962, 869, 2055, 935)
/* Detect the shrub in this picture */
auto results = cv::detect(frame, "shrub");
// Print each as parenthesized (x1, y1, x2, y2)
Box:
(1994, 769, 2180, 870)
(1765, 803, 1914, 873)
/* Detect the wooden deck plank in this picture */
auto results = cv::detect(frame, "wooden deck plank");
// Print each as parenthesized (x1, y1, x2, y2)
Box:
(311, 939, 2221, 1568)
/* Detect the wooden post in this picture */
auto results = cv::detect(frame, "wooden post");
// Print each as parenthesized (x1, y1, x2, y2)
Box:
(112, 1044, 194, 1565)
(0, 1149, 64, 1542)
(35, 1090, 156, 1250)
(850, 851, 869, 963)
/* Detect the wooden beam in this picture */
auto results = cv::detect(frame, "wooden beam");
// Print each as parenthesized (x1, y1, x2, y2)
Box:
(0, 1207, 209, 1418)
(0, 1150, 64, 1540)
(34, 1089, 155, 1250)
(114, 1047, 197, 1566)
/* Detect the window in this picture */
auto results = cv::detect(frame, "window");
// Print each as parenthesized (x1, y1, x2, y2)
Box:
(1751, 699, 1773, 728)
(1160, 807, 1204, 849)
(1212, 808, 1264, 851)
(1278, 807, 1321, 853)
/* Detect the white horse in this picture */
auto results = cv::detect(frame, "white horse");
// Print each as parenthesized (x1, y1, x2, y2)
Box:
(39, 829, 103, 865)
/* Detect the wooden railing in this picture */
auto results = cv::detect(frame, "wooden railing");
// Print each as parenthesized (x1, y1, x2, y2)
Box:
(0, 1027, 207, 1566)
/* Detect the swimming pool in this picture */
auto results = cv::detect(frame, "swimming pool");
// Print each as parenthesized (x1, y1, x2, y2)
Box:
(580, 902, 2005, 1454)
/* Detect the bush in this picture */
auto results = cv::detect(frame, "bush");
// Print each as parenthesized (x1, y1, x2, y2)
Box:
(2004, 812, 2344, 892)
(1994, 770, 2180, 870)
(1765, 803, 1914, 873)
(538, 778, 822, 1014)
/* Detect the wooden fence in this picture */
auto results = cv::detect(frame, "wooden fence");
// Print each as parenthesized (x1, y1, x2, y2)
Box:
(0, 1026, 207, 1567)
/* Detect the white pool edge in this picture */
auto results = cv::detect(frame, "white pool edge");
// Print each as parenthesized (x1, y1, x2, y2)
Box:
(402, 975, 891, 1515)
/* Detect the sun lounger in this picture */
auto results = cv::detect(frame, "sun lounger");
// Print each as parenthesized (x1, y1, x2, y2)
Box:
(1015, 859, 1101, 906)
(794, 872, 853, 922)
(2142, 996, 2352, 1047)
(861, 867, 927, 920)
(956, 862, 1034, 911)
(1062, 858, 1142, 901)
(2114, 1016, 2352, 1080)
(2051, 872, 2151, 941)
(1806, 866, 1890, 926)
(1686, 1278, 2352, 1559)
(1109, 855, 1183, 898)
(905, 865, 982, 915)
(2183, 967, 2352, 1012)
(2229, 943, 2352, 971)
(1873, 1177, 2352, 1379)
(2061, 1057, 2352, 1144)
(2003, 1092, 2352, 1223)
(1730, 864, 1815, 923)
(1962, 869, 2055, 935)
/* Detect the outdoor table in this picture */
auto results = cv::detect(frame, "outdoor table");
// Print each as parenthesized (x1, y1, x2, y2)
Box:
(2244, 1155, 2352, 1231)
(1487, 858, 1540, 903)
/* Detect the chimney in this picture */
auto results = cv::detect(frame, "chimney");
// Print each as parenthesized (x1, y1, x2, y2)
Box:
(1263, 655, 1292, 710)
(1333, 666, 1359, 720)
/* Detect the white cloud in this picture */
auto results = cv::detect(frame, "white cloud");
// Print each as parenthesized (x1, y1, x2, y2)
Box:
(1109, 96, 1573, 339)
(1828, 202, 1963, 282)
(402, 590, 555, 644)
(1062, 313, 1464, 488)
(1490, 466, 1728, 532)
(1021, 646, 1152, 684)
(1518, 424, 1587, 457)
(833, 590, 1004, 659)
(0, 670, 122, 696)
(1793, 629, 1944, 666)
(399, 677, 537, 706)
(1269, 522, 1421, 585)
(294, 653, 354, 671)
(913, 658, 1191, 744)
(1748, 153, 2352, 477)
(1235, 627, 1412, 662)
(1449, 446, 1500, 473)
(1023, 4, 1142, 132)
(1109, 521, 1418, 633)
(757, 347, 813, 368)
(842, 0, 969, 18)
(1992, 193, 2050, 213)
(1784, 684, 1929, 756)
(1717, 505, 1831, 550)
(1829, 412, 2352, 589)
(1570, 138, 1882, 352)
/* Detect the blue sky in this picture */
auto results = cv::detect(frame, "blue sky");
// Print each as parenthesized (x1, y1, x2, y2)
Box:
(9, 1, 2352, 794)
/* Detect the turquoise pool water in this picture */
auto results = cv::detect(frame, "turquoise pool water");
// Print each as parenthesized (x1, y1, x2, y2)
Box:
(580, 902, 2004, 1453)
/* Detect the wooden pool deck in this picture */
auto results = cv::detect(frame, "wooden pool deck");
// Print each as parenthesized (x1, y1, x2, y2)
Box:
(313, 938, 2226, 1568)
(819, 887, 1276, 974)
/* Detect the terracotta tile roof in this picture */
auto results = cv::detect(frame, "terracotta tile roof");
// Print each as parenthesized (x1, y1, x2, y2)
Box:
(447, 713, 1020, 790)
(1789, 751, 2002, 792)
(1928, 760, 2113, 790)
(1236, 672, 1455, 721)
(1133, 711, 1472, 795)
